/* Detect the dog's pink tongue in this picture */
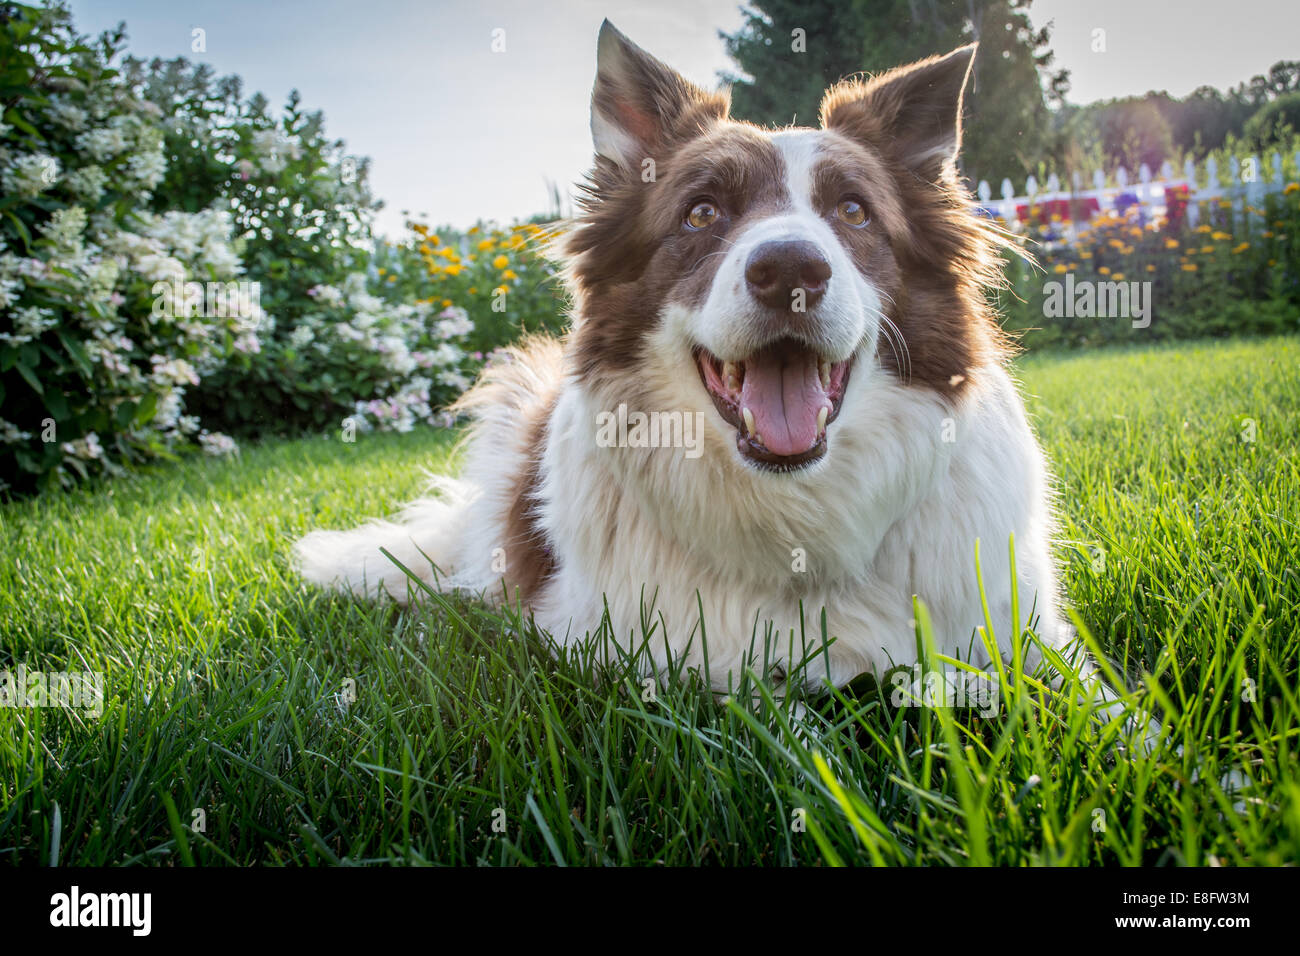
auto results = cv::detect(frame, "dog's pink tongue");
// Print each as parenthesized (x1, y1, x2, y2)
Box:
(741, 350, 827, 456)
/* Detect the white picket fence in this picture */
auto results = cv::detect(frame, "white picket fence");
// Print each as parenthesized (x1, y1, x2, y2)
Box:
(974, 149, 1300, 243)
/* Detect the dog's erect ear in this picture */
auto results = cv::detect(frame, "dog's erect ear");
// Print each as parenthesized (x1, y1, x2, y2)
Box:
(590, 19, 730, 170)
(819, 45, 976, 180)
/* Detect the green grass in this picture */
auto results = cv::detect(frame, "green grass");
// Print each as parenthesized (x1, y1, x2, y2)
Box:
(2, 335, 1298, 865)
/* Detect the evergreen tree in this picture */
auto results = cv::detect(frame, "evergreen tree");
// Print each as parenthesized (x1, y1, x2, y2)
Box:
(720, 0, 879, 127)
(720, 0, 1066, 185)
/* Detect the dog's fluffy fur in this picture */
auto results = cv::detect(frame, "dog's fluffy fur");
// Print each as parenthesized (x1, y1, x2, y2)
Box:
(295, 22, 1068, 691)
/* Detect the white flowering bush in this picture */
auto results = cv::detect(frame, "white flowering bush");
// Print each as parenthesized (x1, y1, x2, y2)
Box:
(1, 5, 251, 492)
(122, 53, 406, 436)
(228, 272, 476, 434)
(1, 5, 504, 495)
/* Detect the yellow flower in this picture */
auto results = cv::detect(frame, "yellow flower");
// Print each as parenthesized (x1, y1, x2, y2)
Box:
(386, 274, 395, 283)
(468, 226, 480, 235)
(492, 284, 508, 296)
(1284, 182, 1299, 194)
(1098, 266, 1111, 275)
(1145, 264, 1156, 272)
(377, 267, 386, 275)
(1211, 231, 1231, 241)
(1181, 263, 1198, 272)
(444, 263, 462, 276)
(441, 298, 452, 307)
(1218, 200, 1232, 209)
(477, 238, 495, 251)
(1111, 272, 1125, 281)
(502, 269, 518, 279)
(1196, 225, 1212, 234)
(1232, 242, 1249, 254)
(1200, 246, 1214, 254)
(492, 254, 509, 269)
(1052, 263, 1068, 273)
(1263, 230, 1274, 238)
(1164, 239, 1179, 249)
(1080, 251, 1092, 259)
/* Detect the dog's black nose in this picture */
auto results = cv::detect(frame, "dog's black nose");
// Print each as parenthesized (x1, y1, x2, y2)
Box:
(744, 240, 831, 311)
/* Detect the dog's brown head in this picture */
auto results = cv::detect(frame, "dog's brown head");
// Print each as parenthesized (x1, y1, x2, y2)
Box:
(564, 20, 1011, 473)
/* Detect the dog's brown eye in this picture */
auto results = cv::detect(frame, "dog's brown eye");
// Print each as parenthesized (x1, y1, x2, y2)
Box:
(835, 198, 868, 227)
(685, 201, 719, 230)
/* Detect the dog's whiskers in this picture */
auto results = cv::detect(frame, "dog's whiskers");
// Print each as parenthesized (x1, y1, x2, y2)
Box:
(868, 288, 911, 385)
(878, 312, 911, 385)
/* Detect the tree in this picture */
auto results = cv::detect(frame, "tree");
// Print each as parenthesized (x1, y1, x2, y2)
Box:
(1157, 86, 1245, 156)
(719, 0, 882, 127)
(719, 0, 1066, 186)
(1243, 91, 1300, 152)
(951, 0, 1065, 186)
(1096, 99, 1174, 172)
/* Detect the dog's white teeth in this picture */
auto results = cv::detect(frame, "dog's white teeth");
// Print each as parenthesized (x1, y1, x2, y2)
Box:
(723, 361, 742, 393)
(742, 406, 755, 437)
(818, 406, 829, 433)
(818, 359, 831, 390)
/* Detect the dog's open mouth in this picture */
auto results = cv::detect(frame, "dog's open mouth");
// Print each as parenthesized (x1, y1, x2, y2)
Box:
(694, 338, 852, 471)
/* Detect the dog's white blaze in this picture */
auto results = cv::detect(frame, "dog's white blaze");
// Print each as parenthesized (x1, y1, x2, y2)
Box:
(771, 128, 821, 212)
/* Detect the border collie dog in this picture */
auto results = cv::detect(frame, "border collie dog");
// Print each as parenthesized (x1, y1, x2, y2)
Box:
(296, 21, 1066, 691)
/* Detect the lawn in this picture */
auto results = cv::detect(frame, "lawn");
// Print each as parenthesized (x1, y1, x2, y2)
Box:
(1, 335, 1298, 866)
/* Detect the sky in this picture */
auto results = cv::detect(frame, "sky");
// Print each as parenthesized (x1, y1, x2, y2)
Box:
(66, 0, 1300, 237)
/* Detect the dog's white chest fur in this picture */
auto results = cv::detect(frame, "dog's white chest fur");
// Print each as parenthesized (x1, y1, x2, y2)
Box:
(533, 361, 1061, 686)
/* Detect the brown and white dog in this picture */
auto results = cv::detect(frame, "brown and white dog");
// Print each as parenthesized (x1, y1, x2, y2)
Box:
(295, 21, 1067, 692)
